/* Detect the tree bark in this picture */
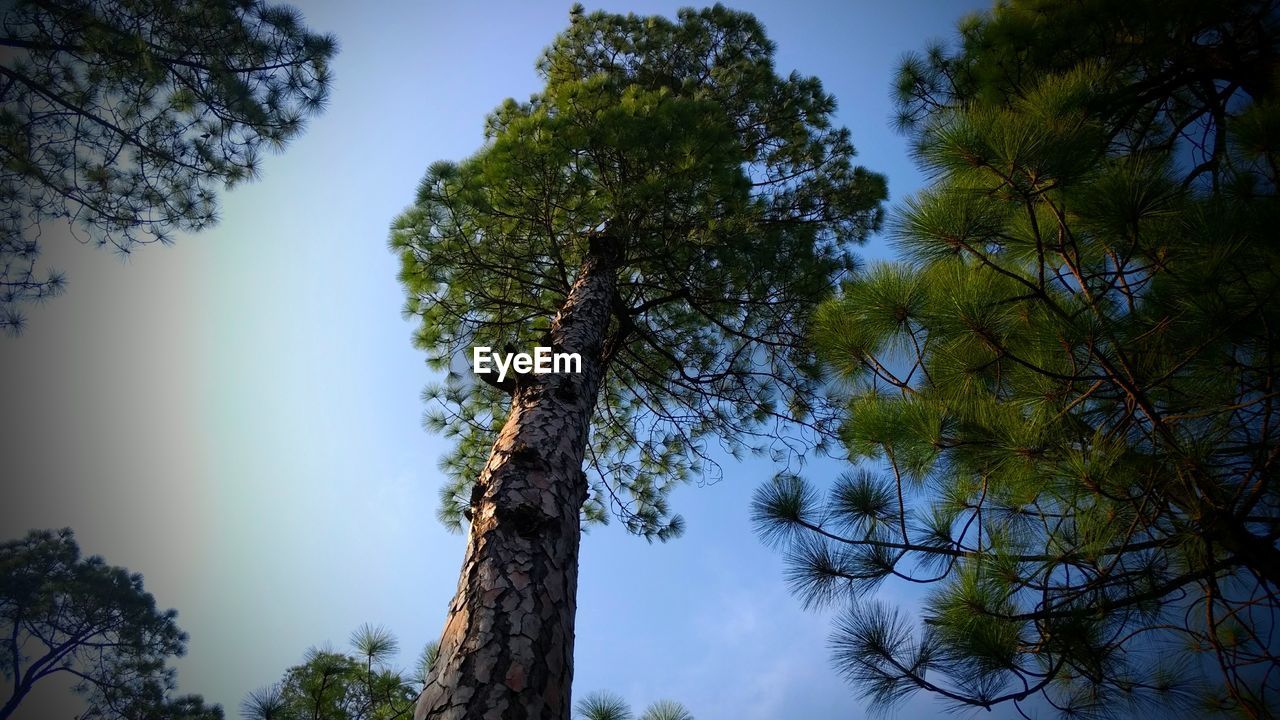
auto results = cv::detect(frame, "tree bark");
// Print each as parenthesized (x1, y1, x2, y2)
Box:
(415, 236, 620, 720)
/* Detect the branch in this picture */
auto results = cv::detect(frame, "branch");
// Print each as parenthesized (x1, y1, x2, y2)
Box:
(476, 369, 516, 395)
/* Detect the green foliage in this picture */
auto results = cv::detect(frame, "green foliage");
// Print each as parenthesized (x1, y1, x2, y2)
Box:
(574, 691, 693, 720)
(413, 641, 439, 687)
(0, 528, 221, 720)
(392, 4, 885, 539)
(242, 625, 435, 720)
(350, 623, 399, 666)
(759, 1, 1280, 717)
(638, 699, 695, 720)
(575, 691, 632, 720)
(81, 691, 224, 720)
(0, 0, 337, 333)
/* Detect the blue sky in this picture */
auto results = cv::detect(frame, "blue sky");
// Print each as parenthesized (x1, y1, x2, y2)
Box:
(1, 1, 996, 718)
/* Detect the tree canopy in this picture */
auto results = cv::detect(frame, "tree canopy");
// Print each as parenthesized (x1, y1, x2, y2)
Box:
(0, 0, 336, 333)
(392, 3, 886, 539)
(755, 0, 1280, 717)
(241, 624, 436, 720)
(0, 528, 220, 720)
(574, 691, 693, 720)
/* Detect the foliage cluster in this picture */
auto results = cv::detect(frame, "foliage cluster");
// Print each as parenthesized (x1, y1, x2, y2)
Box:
(391, 4, 886, 539)
(756, 0, 1280, 716)
(0, 528, 220, 720)
(0, 0, 336, 333)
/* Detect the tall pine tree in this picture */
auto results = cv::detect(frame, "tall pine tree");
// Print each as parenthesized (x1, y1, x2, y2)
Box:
(1, 529, 221, 720)
(755, 0, 1280, 716)
(391, 5, 885, 718)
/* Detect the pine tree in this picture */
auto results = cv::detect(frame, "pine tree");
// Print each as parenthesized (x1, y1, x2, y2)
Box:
(0, 0, 336, 333)
(754, 1, 1280, 717)
(573, 691, 693, 720)
(390, 5, 885, 718)
(241, 625, 434, 720)
(0, 529, 221, 720)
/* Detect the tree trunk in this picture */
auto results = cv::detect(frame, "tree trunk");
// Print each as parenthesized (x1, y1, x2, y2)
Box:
(415, 237, 619, 720)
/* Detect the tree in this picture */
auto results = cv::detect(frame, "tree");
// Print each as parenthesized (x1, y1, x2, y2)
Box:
(0, 0, 336, 334)
(81, 689, 224, 720)
(241, 624, 436, 720)
(754, 0, 1280, 717)
(0, 528, 221, 719)
(390, 5, 885, 718)
(574, 691, 693, 720)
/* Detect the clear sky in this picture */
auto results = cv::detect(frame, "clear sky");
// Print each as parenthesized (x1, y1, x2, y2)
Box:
(1, 1, 998, 718)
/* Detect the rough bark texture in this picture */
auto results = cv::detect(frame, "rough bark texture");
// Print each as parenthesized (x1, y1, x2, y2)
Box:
(415, 238, 619, 720)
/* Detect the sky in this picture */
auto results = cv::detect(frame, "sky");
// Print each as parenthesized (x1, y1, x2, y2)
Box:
(1, 1, 995, 718)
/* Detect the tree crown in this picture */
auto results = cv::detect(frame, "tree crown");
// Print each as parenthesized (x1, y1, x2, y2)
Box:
(392, 4, 885, 538)
(0, 0, 336, 333)
(241, 624, 435, 720)
(1, 528, 221, 719)
(756, 0, 1280, 716)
